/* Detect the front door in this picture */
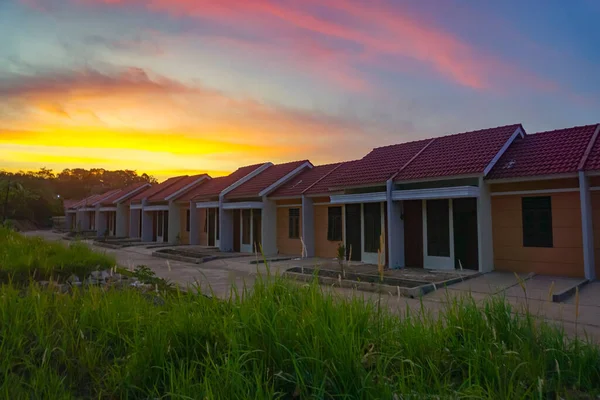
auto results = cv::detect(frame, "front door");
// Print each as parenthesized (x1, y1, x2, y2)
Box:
(453, 198, 479, 270)
(156, 210, 169, 242)
(423, 199, 453, 269)
(363, 202, 382, 264)
(252, 209, 262, 253)
(345, 204, 361, 261)
(207, 208, 215, 247)
(241, 209, 252, 253)
(233, 209, 241, 252)
(404, 200, 424, 268)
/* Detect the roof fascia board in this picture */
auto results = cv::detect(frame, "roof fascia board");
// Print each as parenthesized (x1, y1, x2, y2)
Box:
(330, 191, 386, 204)
(483, 125, 526, 176)
(222, 201, 264, 210)
(165, 175, 210, 201)
(259, 161, 313, 197)
(112, 183, 152, 204)
(391, 186, 480, 201)
(485, 173, 578, 184)
(220, 163, 272, 198)
(577, 123, 600, 171)
(195, 201, 220, 209)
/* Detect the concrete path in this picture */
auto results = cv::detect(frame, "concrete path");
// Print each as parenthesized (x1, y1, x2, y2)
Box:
(25, 231, 600, 342)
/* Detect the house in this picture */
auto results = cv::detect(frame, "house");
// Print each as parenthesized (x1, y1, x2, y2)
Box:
(128, 175, 210, 243)
(218, 160, 312, 254)
(267, 162, 346, 258)
(67, 193, 104, 232)
(182, 163, 269, 248)
(93, 182, 152, 238)
(486, 124, 600, 280)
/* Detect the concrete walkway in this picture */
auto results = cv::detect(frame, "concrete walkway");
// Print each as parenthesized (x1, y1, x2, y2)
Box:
(26, 231, 600, 342)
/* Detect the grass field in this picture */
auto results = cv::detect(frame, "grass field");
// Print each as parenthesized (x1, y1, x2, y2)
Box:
(1, 229, 599, 398)
(0, 226, 115, 284)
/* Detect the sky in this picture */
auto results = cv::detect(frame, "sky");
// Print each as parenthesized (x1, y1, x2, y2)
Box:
(1, 0, 600, 180)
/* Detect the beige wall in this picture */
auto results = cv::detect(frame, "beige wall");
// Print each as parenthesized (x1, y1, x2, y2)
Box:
(491, 190, 584, 277)
(314, 204, 342, 259)
(179, 205, 190, 244)
(276, 206, 303, 256)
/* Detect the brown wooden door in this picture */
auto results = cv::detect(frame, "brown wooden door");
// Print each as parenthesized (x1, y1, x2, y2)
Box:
(453, 198, 479, 270)
(403, 200, 423, 268)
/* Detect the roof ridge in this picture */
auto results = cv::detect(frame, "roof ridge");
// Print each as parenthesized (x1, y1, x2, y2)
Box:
(389, 137, 437, 180)
(302, 162, 345, 194)
(578, 123, 600, 171)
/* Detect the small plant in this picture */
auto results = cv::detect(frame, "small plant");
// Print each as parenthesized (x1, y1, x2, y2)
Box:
(132, 264, 174, 291)
(336, 242, 346, 278)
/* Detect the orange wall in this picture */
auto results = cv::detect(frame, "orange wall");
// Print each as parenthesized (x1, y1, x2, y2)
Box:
(276, 206, 303, 256)
(490, 178, 579, 193)
(314, 204, 342, 259)
(491, 191, 584, 277)
(179, 205, 190, 244)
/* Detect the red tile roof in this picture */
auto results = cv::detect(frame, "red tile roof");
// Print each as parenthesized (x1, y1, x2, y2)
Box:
(90, 189, 121, 206)
(268, 162, 344, 198)
(487, 124, 598, 179)
(98, 182, 151, 205)
(582, 125, 600, 172)
(129, 176, 187, 203)
(145, 174, 208, 202)
(70, 193, 102, 209)
(328, 139, 432, 189)
(225, 160, 311, 199)
(395, 124, 521, 182)
(303, 161, 359, 195)
(182, 163, 266, 202)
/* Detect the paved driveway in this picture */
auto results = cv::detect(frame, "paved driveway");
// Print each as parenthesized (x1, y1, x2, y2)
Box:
(24, 231, 600, 342)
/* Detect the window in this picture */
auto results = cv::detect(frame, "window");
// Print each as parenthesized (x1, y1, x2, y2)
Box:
(242, 209, 251, 245)
(327, 206, 342, 241)
(522, 197, 553, 248)
(186, 209, 190, 232)
(426, 199, 450, 257)
(288, 208, 300, 239)
(363, 203, 382, 253)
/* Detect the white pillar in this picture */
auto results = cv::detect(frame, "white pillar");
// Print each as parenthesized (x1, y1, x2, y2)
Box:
(116, 203, 128, 237)
(168, 201, 181, 244)
(129, 208, 140, 238)
(141, 202, 153, 242)
(387, 179, 405, 268)
(95, 209, 106, 238)
(579, 171, 596, 280)
(262, 197, 277, 256)
(189, 202, 199, 245)
(477, 177, 494, 273)
(301, 195, 315, 257)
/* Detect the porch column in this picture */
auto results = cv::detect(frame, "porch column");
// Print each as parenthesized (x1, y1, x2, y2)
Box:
(579, 171, 596, 280)
(168, 201, 181, 244)
(219, 197, 233, 252)
(95, 209, 106, 238)
(387, 180, 405, 268)
(129, 208, 140, 238)
(116, 203, 128, 237)
(141, 202, 153, 242)
(189, 202, 199, 245)
(477, 177, 494, 273)
(301, 195, 315, 257)
(262, 197, 277, 256)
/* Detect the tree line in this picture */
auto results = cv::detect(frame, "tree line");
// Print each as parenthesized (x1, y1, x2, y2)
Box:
(0, 168, 157, 227)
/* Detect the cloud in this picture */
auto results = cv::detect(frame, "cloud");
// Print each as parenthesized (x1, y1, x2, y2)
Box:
(0, 65, 371, 172)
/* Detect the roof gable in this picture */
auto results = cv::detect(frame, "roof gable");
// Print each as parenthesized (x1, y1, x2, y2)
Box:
(180, 163, 266, 202)
(225, 160, 311, 199)
(146, 174, 208, 202)
(487, 124, 598, 179)
(268, 162, 344, 198)
(129, 176, 187, 203)
(99, 182, 151, 205)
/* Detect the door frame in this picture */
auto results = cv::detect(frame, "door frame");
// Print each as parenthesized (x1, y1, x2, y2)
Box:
(156, 210, 167, 243)
(240, 209, 255, 253)
(422, 199, 454, 270)
(361, 202, 385, 265)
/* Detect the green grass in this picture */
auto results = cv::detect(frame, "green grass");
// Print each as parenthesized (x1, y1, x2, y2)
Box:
(1, 272, 599, 399)
(0, 227, 115, 284)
